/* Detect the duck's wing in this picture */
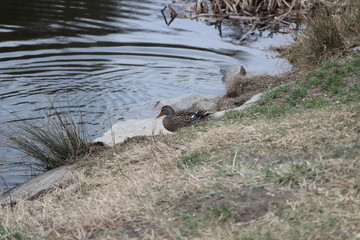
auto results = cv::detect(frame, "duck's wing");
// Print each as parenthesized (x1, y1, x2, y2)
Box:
(161, 111, 195, 132)
(166, 111, 195, 127)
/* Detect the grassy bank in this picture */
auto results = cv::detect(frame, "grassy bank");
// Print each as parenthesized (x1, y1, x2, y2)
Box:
(1, 1, 359, 238)
(1, 51, 359, 239)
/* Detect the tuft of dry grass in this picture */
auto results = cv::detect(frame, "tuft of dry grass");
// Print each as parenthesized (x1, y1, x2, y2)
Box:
(218, 74, 282, 111)
(284, 0, 360, 65)
(2, 101, 94, 170)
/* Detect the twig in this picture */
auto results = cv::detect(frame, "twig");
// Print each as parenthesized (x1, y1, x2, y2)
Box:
(232, 150, 238, 170)
(214, 0, 224, 15)
(228, 15, 261, 20)
(223, 0, 235, 12)
(239, 20, 258, 41)
(161, 5, 178, 26)
(277, 0, 296, 21)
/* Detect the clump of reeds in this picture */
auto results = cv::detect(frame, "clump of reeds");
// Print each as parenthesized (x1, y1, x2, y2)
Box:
(3, 102, 91, 170)
(184, 0, 305, 23)
(285, 0, 360, 64)
(169, 0, 306, 40)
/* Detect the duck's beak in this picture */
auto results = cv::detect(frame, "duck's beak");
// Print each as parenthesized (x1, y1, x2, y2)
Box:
(156, 112, 165, 118)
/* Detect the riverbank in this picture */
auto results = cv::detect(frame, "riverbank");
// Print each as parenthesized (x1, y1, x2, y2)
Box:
(1, 51, 359, 239)
(1, 0, 360, 237)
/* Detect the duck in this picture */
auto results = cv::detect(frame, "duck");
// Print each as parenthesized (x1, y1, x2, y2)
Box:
(156, 105, 210, 132)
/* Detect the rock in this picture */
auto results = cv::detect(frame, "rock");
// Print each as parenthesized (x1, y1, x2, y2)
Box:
(0, 164, 75, 204)
(189, 96, 220, 112)
(154, 93, 220, 112)
(221, 65, 246, 83)
(94, 117, 171, 146)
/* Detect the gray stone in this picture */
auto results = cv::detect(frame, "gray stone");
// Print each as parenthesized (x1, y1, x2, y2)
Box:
(154, 93, 220, 112)
(190, 96, 220, 112)
(221, 65, 246, 83)
(0, 164, 75, 204)
(94, 117, 171, 146)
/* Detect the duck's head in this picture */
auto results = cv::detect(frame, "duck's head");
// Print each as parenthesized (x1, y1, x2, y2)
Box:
(156, 105, 175, 118)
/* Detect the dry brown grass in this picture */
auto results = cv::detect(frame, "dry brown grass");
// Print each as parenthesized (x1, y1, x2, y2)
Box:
(1, 100, 359, 239)
(284, 0, 360, 65)
(184, 0, 306, 21)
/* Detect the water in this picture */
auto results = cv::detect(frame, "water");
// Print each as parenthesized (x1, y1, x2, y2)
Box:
(0, 0, 293, 193)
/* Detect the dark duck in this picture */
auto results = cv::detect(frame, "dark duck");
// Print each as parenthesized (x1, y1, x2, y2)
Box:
(156, 105, 210, 132)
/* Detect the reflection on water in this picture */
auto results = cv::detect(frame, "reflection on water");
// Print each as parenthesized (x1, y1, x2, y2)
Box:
(0, 0, 292, 193)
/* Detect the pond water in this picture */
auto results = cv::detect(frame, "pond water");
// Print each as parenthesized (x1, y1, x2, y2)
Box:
(0, 0, 293, 193)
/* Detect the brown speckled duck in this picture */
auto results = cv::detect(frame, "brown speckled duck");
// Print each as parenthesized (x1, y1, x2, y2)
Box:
(156, 105, 210, 132)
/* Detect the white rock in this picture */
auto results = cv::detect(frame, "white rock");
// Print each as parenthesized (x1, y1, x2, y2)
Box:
(94, 117, 171, 146)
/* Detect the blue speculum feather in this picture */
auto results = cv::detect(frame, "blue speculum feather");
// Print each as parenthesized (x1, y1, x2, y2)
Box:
(191, 114, 202, 119)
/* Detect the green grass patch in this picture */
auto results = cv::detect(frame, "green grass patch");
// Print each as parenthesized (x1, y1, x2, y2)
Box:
(264, 161, 321, 188)
(323, 59, 342, 69)
(252, 104, 293, 117)
(337, 84, 360, 103)
(304, 62, 346, 93)
(258, 84, 293, 105)
(302, 96, 326, 109)
(178, 150, 211, 167)
(289, 86, 308, 100)
(0, 223, 27, 240)
(223, 110, 246, 121)
(348, 56, 360, 72)
(249, 54, 360, 119)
